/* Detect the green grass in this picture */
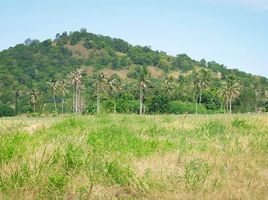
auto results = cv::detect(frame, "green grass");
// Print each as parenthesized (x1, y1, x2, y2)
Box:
(0, 114, 268, 199)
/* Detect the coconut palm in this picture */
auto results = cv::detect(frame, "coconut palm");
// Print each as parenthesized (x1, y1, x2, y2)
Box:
(138, 66, 151, 115)
(48, 79, 59, 112)
(107, 76, 124, 114)
(68, 68, 83, 114)
(93, 72, 109, 114)
(220, 77, 240, 114)
(193, 69, 211, 114)
(162, 75, 176, 100)
(29, 89, 39, 113)
(57, 80, 68, 114)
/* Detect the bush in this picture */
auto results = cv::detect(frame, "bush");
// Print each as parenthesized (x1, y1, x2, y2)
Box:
(168, 101, 208, 114)
(0, 103, 15, 117)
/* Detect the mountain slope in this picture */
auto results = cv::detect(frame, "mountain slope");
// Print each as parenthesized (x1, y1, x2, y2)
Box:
(0, 29, 267, 115)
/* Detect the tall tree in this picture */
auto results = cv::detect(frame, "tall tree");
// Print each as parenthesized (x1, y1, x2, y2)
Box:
(69, 68, 83, 114)
(220, 75, 240, 114)
(162, 75, 177, 100)
(58, 80, 68, 114)
(48, 79, 59, 112)
(107, 76, 124, 114)
(193, 69, 212, 114)
(94, 72, 109, 114)
(29, 89, 39, 113)
(138, 66, 151, 115)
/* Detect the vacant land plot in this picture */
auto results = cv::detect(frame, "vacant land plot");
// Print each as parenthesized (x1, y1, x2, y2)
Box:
(0, 114, 268, 199)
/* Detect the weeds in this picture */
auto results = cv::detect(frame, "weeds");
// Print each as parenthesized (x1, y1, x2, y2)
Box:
(0, 114, 267, 199)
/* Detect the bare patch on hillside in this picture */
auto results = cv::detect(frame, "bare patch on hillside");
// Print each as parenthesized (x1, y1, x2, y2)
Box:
(115, 51, 127, 57)
(101, 68, 129, 79)
(169, 71, 180, 79)
(66, 42, 89, 60)
(148, 66, 164, 78)
(85, 66, 93, 75)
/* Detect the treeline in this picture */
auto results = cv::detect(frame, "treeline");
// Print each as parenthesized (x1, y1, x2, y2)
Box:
(0, 28, 268, 116)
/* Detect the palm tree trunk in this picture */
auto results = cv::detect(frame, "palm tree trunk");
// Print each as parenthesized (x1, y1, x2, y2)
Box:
(96, 85, 100, 114)
(113, 101, 116, 114)
(139, 85, 143, 115)
(75, 84, 78, 114)
(73, 89, 75, 113)
(53, 94, 57, 112)
(143, 104, 146, 115)
(199, 90, 202, 104)
(61, 98, 64, 114)
(79, 91, 82, 114)
(229, 99, 232, 114)
(15, 92, 19, 115)
(33, 104, 36, 113)
(195, 95, 198, 115)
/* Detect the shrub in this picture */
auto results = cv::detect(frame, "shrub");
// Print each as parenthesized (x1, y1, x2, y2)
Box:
(168, 101, 208, 114)
(0, 103, 15, 117)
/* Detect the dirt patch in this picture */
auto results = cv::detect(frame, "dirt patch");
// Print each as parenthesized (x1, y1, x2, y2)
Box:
(66, 42, 89, 60)
(148, 66, 164, 78)
(169, 71, 180, 79)
(85, 66, 93, 75)
(101, 68, 129, 79)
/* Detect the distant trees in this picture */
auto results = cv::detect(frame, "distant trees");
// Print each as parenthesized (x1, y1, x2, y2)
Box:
(163, 75, 177, 100)
(1, 29, 268, 115)
(94, 72, 109, 114)
(220, 75, 240, 114)
(193, 69, 212, 114)
(107, 76, 124, 114)
(173, 54, 194, 72)
(29, 89, 39, 112)
(58, 81, 68, 114)
(48, 79, 59, 112)
(138, 66, 151, 115)
(69, 69, 83, 114)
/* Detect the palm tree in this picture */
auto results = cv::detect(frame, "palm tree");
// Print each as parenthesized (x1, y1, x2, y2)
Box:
(94, 72, 109, 114)
(193, 69, 211, 114)
(29, 89, 39, 113)
(138, 66, 151, 115)
(68, 68, 83, 114)
(48, 79, 58, 112)
(57, 80, 68, 114)
(107, 76, 124, 114)
(163, 75, 176, 100)
(220, 76, 240, 114)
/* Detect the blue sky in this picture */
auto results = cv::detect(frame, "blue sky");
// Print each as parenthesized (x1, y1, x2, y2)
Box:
(0, 0, 268, 77)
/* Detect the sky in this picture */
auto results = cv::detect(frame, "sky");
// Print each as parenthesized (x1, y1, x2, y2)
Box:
(0, 0, 268, 77)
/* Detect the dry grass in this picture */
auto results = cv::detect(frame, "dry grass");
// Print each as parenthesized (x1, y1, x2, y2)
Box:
(148, 66, 164, 78)
(66, 41, 89, 60)
(0, 114, 268, 199)
(101, 68, 129, 79)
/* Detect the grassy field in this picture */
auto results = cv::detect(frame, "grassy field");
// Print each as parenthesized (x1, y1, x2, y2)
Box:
(0, 114, 268, 199)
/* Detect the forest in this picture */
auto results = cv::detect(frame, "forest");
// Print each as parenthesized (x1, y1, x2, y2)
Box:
(1, 28, 268, 116)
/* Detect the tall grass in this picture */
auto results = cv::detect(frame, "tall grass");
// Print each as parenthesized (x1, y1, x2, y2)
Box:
(0, 114, 267, 199)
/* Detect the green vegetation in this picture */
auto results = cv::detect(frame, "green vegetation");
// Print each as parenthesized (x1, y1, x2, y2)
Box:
(1, 28, 268, 116)
(0, 114, 268, 199)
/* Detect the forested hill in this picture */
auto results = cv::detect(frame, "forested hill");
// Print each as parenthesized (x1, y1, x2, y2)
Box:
(1, 28, 268, 116)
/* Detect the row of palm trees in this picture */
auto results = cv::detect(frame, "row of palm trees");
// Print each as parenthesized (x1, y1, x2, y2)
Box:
(28, 67, 241, 115)
(193, 69, 241, 114)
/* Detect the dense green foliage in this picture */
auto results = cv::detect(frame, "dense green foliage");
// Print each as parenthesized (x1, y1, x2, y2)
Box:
(0, 28, 267, 115)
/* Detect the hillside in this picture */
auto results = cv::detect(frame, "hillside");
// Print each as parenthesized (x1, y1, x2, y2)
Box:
(0, 29, 268, 115)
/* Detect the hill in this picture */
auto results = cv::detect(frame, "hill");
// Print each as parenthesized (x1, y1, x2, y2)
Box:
(0, 28, 268, 115)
